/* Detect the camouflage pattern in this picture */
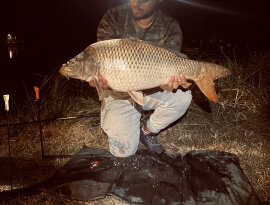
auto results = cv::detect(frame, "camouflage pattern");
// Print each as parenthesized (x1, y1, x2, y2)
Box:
(97, 3, 183, 54)
(96, 2, 184, 100)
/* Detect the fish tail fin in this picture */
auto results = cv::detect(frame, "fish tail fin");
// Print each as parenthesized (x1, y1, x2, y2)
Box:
(194, 62, 231, 102)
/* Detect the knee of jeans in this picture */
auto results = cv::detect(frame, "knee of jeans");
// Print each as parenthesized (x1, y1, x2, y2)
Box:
(180, 91, 192, 106)
(109, 145, 137, 158)
(169, 90, 192, 109)
(108, 138, 138, 158)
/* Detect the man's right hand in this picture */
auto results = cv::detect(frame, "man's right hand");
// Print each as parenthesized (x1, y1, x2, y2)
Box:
(89, 75, 108, 89)
(98, 75, 108, 89)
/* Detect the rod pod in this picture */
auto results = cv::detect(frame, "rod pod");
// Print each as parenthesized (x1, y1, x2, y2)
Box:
(34, 86, 45, 159)
(3, 94, 13, 191)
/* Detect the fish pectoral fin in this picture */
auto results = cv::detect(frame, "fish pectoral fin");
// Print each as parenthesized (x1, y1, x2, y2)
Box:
(181, 82, 192, 89)
(94, 77, 104, 101)
(160, 85, 173, 92)
(194, 75, 218, 102)
(128, 91, 144, 106)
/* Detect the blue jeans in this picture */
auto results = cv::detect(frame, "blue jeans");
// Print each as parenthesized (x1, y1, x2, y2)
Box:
(100, 89, 192, 157)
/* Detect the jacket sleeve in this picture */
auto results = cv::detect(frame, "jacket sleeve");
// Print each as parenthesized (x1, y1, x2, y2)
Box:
(163, 19, 186, 57)
(97, 9, 120, 41)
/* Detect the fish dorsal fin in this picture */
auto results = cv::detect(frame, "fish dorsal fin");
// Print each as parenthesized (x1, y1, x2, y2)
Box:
(128, 91, 144, 106)
(128, 37, 138, 41)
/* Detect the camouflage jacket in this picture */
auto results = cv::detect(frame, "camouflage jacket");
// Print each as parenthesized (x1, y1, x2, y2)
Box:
(97, 3, 184, 101)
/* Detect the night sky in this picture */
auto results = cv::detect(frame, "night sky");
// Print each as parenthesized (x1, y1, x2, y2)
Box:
(1, 0, 269, 97)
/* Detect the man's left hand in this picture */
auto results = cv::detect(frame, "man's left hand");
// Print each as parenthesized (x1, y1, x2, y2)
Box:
(162, 74, 187, 89)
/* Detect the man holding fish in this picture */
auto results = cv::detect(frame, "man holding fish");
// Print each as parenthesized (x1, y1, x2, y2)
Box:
(92, 0, 191, 157)
(60, 0, 230, 157)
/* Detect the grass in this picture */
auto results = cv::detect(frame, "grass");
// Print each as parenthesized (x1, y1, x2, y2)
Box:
(0, 50, 269, 204)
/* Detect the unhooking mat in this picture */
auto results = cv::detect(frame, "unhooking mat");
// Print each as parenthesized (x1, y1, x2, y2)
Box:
(0, 146, 261, 204)
(42, 146, 260, 205)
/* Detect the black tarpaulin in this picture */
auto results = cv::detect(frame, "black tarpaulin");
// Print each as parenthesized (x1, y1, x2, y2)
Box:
(41, 146, 260, 205)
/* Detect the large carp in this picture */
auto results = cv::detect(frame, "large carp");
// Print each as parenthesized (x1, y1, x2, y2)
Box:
(59, 38, 231, 105)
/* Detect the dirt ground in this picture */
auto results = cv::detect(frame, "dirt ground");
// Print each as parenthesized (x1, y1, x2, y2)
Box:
(0, 96, 269, 204)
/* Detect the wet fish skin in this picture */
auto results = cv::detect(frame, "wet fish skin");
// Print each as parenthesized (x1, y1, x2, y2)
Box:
(59, 38, 231, 105)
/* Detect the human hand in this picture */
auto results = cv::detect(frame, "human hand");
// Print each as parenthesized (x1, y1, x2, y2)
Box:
(98, 75, 108, 89)
(89, 73, 108, 89)
(89, 80, 96, 87)
(162, 74, 187, 89)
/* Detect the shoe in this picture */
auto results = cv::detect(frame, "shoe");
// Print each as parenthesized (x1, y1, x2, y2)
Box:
(140, 126, 164, 154)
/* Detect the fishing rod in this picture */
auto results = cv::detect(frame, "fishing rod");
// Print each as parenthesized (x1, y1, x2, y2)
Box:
(0, 113, 100, 128)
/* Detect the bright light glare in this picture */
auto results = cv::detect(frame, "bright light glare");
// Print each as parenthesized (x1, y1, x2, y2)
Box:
(9, 49, 13, 59)
(174, 0, 248, 17)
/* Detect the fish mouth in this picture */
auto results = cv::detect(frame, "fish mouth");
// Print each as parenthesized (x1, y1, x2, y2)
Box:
(59, 65, 70, 79)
